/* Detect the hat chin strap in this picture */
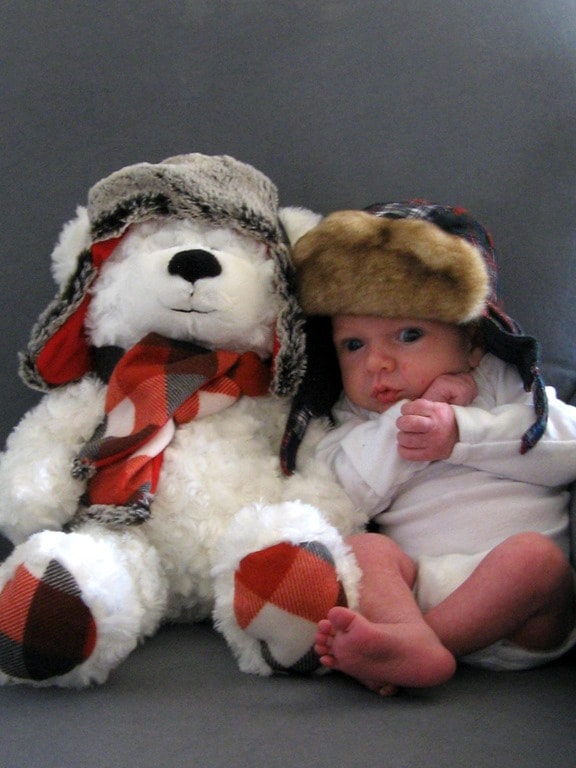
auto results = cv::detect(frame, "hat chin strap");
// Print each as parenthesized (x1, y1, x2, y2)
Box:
(280, 316, 342, 475)
(520, 366, 548, 454)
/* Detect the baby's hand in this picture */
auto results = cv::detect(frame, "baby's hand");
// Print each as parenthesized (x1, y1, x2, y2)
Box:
(396, 399, 459, 461)
(421, 372, 477, 406)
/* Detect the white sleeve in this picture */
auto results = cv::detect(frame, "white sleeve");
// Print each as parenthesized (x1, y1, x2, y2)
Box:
(448, 356, 576, 487)
(316, 400, 428, 517)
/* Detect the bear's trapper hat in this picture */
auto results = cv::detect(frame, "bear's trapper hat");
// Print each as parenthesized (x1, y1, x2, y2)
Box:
(280, 201, 548, 473)
(19, 153, 306, 399)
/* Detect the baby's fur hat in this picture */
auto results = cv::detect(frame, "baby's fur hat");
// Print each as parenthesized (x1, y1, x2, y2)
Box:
(292, 209, 489, 325)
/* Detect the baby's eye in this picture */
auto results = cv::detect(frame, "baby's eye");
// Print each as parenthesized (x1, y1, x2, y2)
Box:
(342, 338, 364, 352)
(398, 327, 424, 343)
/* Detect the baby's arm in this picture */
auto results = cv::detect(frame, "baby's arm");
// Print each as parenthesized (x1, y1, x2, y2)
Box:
(449, 397, 576, 486)
(316, 403, 425, 516)
(318, 373, 478, 505)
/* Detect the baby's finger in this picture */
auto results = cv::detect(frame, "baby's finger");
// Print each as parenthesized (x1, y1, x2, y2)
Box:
(396, 413, 431, 434)
(397, 431, 427, 450)
(400, 398, 433, 417)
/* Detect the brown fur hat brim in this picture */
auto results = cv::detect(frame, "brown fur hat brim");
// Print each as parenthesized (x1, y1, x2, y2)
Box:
(293, 210, 490, 324)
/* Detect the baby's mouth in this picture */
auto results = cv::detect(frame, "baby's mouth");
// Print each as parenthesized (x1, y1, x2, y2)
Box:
(372, 387, 402, 405)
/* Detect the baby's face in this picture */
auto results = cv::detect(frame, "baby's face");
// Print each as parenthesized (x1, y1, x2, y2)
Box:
(332, 315, 481, 413)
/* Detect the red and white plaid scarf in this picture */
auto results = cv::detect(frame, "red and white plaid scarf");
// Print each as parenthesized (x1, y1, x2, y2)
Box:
(73, 333, 271, 526)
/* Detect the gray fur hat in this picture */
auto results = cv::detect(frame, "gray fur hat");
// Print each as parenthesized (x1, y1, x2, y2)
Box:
(20, 153, 306, 398)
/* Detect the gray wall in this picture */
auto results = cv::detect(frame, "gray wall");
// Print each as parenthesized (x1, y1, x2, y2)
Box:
(1, 0, 575, 444)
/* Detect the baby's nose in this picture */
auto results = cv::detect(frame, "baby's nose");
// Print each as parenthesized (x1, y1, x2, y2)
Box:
(368, 348, 396, 372)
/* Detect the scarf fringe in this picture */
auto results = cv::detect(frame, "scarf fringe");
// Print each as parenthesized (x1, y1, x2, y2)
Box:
(72, 501, 152, 529)
(71, 457, 97, 481)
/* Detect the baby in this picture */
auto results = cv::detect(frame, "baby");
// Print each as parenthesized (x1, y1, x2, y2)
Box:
(290, 202, 576, 695)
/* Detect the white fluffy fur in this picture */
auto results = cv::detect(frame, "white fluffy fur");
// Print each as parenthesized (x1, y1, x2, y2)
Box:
(86, 218, 279, 357)
(0, 525, 168, 688)
(0, 206, 364, 686)
(278, 206, 322, 246)
(50, 206, 92, 287)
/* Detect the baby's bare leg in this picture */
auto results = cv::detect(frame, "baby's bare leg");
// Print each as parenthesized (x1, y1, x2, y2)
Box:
(425, 532, 576, 657)
(314, 533, 456, 693)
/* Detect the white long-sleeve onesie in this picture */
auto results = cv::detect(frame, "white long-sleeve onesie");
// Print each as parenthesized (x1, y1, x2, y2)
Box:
(317, 353, 576, 561)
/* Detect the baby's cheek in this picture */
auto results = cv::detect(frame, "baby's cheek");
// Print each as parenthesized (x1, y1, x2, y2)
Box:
(402, 362, 432, 394)
(401, 362, 420, 382)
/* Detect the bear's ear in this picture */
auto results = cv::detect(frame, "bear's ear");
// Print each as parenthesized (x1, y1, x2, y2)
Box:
(278, 206, 322, 247)
(50, 206, 92, 288)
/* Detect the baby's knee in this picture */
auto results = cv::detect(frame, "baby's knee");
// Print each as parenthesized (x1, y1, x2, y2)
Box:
(504, 531, 562, 559)
(502, 532, 572, 588)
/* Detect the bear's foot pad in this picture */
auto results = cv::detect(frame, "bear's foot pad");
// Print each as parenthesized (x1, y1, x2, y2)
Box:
(234, 541, 347, 674)
(0, 559, 97, 681)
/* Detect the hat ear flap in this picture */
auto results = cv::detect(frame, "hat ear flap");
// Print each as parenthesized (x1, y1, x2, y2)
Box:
(480, 311, 548, 453)
(19, 237, 124, 391)
(280, 315, 341, 475)
(19, 249, 96, 390)
(481, 310, 536, 389)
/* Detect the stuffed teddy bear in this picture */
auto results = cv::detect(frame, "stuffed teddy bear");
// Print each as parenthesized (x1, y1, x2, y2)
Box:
(0, 153, 363, 687)
(0, 153, 365, 687)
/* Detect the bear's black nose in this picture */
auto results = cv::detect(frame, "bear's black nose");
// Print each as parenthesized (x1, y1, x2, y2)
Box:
(168, 249, 222, 284)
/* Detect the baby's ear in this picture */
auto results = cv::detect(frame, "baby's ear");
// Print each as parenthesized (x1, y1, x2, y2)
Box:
(466, 322, 485, 368)
(279, 206, 322, 246)
(469, 345, 485, 369)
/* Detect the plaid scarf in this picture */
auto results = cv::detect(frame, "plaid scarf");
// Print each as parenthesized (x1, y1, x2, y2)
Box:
(72, 333, 271, 526)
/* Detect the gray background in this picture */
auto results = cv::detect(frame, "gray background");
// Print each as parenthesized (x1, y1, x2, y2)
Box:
(1, 0, 575, 443)
(0, 3, 575, 767)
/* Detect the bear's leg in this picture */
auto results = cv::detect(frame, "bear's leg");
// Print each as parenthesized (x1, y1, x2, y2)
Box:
(213, 501, 361, 676)
(0, 525, 168, 687)
(0, 557, 97, 682)
(233, 539, 347, 673)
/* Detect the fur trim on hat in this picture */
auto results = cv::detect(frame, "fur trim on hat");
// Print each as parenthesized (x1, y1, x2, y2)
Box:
(293, 210, 490, 325)
(88, 153, 280, 244)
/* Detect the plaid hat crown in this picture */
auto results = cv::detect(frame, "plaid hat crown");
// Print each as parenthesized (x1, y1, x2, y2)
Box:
(294, 201, 502, 326)
(280, 201, 548, 474)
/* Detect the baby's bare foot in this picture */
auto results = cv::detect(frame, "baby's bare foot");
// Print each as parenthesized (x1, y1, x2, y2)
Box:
(314, 606, 455, 692)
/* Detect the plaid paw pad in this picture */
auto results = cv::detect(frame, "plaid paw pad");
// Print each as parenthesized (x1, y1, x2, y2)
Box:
(234, 541, 347, 674)
(0, 559, 97, 681)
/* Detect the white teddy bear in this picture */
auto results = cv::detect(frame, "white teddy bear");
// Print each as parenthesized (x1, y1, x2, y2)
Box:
(0, 154, 364, 687)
